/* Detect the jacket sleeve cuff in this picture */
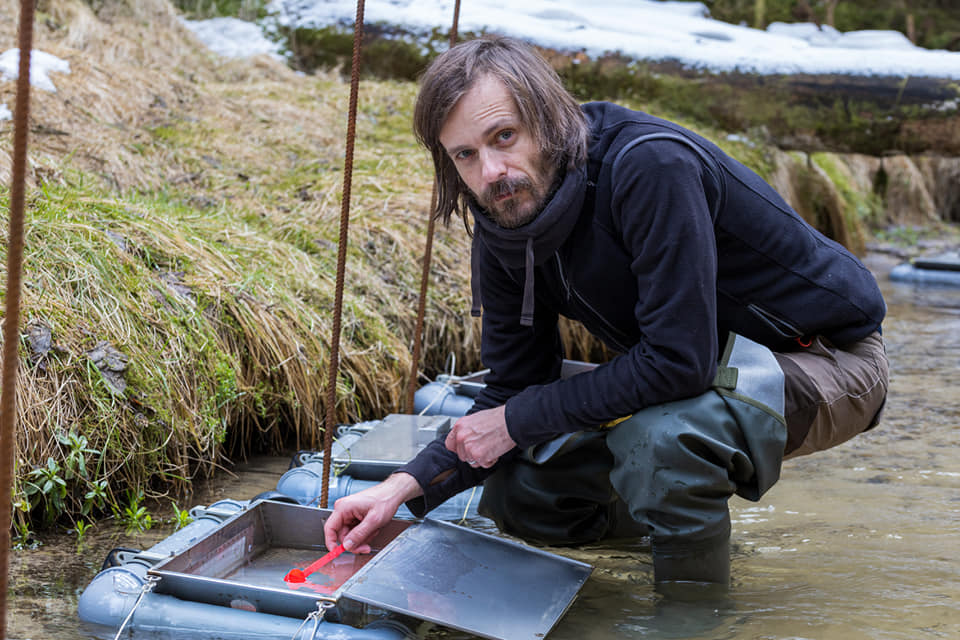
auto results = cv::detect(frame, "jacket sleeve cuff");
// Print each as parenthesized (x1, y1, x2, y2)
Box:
(395, 440, 466, 516)
(505, 390, 571, 449)
(402, 471, 469, 518)
(397, 439, 513, 517)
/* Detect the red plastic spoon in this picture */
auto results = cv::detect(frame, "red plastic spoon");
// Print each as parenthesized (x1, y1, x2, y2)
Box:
(284, 543, 346, 583)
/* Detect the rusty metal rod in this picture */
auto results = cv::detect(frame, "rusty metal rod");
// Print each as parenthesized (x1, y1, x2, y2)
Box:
(0, 0, 36, 635)
(405, 0, 462, 413)
(406, 184, 438, 412)
(321, 0, 366, 509)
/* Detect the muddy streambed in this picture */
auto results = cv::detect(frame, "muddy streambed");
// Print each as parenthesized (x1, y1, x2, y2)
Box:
(8, 253, 960, 640)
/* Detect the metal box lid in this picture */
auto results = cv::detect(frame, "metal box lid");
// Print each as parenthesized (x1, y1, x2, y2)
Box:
(149, 500, 591, 640)
(335, 413, 451, 479)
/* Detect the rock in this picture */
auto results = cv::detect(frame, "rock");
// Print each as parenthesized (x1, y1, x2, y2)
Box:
(26, 322, 53, 370)
(85, 341, 128, 395)
(879, 155, 939, 226)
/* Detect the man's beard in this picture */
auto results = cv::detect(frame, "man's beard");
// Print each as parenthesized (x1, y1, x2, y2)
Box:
(477, 168, 559, 229)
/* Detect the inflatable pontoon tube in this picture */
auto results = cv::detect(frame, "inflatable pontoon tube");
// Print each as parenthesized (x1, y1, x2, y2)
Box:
(413, 381, 474, 417)
(890, 262, 960, 286)
(78, 565, 409, 639)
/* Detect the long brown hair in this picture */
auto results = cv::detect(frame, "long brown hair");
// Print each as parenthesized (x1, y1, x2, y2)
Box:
(414, 36, 589, 225)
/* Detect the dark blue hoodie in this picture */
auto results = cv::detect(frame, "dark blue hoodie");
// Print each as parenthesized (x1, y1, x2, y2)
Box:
(399, 102, 885, 514)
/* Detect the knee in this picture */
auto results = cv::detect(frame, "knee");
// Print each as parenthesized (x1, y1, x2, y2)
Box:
(621, 410, 745, 474)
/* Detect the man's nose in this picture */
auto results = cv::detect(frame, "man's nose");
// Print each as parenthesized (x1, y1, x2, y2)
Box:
(479, 148, 507, 185)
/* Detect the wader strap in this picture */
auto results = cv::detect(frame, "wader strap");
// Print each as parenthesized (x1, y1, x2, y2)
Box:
(719, 333, 785, 420)
(712, 367, 739, 390)
(612, 132, 724, 220)
(712, 331, 739, 390)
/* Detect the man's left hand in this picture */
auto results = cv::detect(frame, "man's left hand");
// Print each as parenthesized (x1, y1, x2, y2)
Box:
(445, 405, 516, 468)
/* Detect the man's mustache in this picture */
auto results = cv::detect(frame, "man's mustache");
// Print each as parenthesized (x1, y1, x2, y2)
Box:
(484, 176, 533, 203)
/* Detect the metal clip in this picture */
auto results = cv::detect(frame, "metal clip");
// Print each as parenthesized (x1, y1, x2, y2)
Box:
(290, 599, 337, 639)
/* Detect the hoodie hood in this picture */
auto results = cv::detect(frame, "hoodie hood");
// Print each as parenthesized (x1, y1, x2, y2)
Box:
(469, 164, 588, 326)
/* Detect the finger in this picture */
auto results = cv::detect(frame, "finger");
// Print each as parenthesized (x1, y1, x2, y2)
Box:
(445, 426, 471, 463)
(343, 515, 382, 554)
(323, 512, 343, 549)
(324, 515, 355, 551)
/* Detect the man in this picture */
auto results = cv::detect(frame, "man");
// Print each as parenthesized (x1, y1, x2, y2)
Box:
(323, 36, 888, 590)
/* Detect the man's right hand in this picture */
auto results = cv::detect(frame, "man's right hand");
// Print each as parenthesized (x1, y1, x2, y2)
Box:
(323, 472, 423, 554)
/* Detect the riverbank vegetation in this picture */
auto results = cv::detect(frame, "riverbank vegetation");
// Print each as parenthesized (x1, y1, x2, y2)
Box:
(2, 0, 958, 539)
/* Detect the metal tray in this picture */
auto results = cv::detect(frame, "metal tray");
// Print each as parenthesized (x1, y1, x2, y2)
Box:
(149, 499, 592, 639)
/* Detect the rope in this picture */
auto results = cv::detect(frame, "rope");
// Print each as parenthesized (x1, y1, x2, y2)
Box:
(457, 486, 478, 526)
(321, 0, 366, 509)
(0, 1, 36, 636)
(415, 377, 453, 417)
(405, 0, 462, 413)
(111, 575, 160, 640)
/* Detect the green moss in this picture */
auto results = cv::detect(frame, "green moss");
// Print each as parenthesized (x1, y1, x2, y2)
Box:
(281, 23, 450, 81)
(170, 0, 268, 20)
(813, 153, 883, 225)
(147, 124, 183, 142)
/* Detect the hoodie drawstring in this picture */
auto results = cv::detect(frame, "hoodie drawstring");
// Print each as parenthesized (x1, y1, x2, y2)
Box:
(520, 236, 535, 327)
(470, 230, 482, 317)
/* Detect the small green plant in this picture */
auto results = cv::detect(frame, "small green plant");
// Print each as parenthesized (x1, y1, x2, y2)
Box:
(23, 458, 68, 524)
(877, 225, 923, 246)
(83, 479, 109, 517)
(120, 491, 153, 535)
(12, 518, 35, 550)
(171, 502, 193, 531)
(73, 520, 93, 552)
(57, 430, 101, 482)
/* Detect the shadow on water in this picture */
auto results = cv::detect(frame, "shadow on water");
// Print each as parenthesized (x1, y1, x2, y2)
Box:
(8, 252, 960, 639)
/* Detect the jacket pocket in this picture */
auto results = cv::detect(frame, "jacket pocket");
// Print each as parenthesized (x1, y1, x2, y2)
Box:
(746, 303, 803, 340)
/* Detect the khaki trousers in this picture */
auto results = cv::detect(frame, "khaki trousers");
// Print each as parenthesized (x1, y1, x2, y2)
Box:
(775, 331, 888, 459)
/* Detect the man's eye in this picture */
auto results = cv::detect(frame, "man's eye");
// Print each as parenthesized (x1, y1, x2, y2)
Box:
(497, 130, 514, 143)
(455, 149, 474, 161)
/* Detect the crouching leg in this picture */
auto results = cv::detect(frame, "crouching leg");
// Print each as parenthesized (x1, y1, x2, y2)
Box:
(607, 388, 787, 588)
(478, 431, 648, 546)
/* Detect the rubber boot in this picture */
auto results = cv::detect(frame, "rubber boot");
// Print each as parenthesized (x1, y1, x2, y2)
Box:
(652, 533, 730, 599)
(638, 534, 734, 639)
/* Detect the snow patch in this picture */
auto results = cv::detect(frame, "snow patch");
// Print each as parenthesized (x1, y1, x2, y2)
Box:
(183, 1, 960, 79)
(180, 17, 283, 60)
(0, 49, 71, 92)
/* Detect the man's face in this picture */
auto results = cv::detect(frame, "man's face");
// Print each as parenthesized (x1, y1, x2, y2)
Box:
(439, 74, 557, 228)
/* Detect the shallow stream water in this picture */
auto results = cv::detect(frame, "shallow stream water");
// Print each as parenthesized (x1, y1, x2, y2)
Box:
(7, 253, 960, 640)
